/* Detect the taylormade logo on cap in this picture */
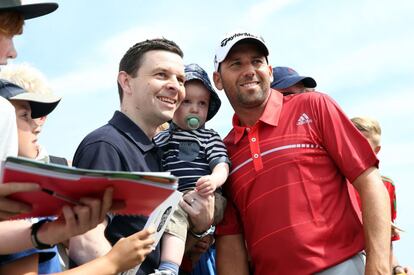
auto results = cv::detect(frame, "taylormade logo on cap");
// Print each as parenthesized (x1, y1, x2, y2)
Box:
(214, 31, 269, 72)
(220, 32, 259, 47)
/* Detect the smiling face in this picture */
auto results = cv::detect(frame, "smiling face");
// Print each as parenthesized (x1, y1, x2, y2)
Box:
(10, 100, 41, 159)
(173, 80, 210, 130)
(213, 42, 272, 118)
(118, 50, 185, 137)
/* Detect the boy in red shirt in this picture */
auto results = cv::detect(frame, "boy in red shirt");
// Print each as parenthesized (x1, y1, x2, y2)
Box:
(351, 116, 412, 275)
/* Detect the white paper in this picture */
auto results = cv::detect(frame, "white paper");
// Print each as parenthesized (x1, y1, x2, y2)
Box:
(121, 190, 182, 275)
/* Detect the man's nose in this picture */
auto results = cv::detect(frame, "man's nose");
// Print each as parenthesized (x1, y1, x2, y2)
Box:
(242, 64, 256, 78)
(166, 77, 181, 91)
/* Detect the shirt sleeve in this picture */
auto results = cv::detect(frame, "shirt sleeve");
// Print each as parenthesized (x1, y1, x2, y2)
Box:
(0, 97, 18, 160)
(382, 176, 399, 241)
(0, 247, 57, 266)
(382, 177, 397, 221)
(73, 141, 124, 170)
(310, 93, 379, 183)
(206, 130, 231, 170)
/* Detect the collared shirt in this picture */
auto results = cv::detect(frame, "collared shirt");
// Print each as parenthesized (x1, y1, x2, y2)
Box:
(73, 111, 162, 275)
(216, 91, 378, 274)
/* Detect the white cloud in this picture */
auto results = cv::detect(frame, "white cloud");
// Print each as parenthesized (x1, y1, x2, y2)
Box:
(381, 142, 414, 169)
(344, 88, 414, 120)
(315, 38, 414, 93)
(49, 64, 116, 96)
(47, 0, 303, 97)
(98, 26, 185, 63)
(243, 0, 299, 28)
(49, 25, 187, 96)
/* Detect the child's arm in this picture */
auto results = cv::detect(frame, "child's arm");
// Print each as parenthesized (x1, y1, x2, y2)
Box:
(196, 162, 229, 196)
(57, 228, 155, 275)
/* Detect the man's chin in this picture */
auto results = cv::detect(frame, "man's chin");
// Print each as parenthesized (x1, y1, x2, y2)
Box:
(162, 110, 175, 121)
(158, 112, 174, 124)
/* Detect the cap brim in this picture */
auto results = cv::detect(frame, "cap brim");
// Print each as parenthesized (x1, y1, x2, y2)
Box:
(301, 77, 317, 88)
(207, 90, 221, 121)
(271, 76, 317, 89)
(1, 3, 58, 20)
(9, 92, 61, 118)
(10, 92, 61, 103)
(29, 100, 60, 118)
(237, 38, 269, 56)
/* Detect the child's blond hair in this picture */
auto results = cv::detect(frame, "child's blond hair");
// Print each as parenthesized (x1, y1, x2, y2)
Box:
(351, 116, 381, 146)
(0, 63, 53, 95)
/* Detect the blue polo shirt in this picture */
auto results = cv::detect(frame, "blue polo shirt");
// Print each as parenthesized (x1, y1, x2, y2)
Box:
(73, 111, 162, 275)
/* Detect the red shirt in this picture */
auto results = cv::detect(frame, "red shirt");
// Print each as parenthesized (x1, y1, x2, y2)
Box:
(382, 176, 397, 222)
(350, 175, 398, 241)
(216, 91, 378, 274)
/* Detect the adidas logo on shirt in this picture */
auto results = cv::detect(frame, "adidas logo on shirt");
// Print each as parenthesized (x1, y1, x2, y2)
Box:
(296, 113, 312, 126)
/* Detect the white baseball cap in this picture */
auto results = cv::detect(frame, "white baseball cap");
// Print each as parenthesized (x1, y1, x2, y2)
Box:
(0, 79, 60, 118)
(214, 31, 269, 72)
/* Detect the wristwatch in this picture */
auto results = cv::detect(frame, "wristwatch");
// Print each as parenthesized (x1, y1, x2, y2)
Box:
(189, 225, 215, 239)
(31, 219, 54, 249)
(393, 265, 406, 275)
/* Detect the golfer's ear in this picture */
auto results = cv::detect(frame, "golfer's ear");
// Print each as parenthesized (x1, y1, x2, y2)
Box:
(213, 71, 223, 91)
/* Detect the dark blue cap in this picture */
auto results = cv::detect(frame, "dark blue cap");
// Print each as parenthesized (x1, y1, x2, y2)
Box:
(185, 63, 221, 121)
(271, 66, 317, 89)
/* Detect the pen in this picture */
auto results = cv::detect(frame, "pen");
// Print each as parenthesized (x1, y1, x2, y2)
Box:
(391, 221, 405, 232)
(41, 188, 82, 205)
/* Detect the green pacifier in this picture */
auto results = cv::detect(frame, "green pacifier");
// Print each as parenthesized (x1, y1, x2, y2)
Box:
(186, 116, 201, 130)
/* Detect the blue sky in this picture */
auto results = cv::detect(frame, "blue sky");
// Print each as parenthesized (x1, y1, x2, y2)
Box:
(12, 0, 414, 265)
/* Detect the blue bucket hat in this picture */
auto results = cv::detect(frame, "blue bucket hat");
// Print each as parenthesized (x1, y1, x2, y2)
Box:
(271, 67, 317, 89)
(185, 64, 221, 121)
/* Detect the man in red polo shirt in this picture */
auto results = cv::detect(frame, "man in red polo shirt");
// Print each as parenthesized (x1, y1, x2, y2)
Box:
(212, 31, 391, 275)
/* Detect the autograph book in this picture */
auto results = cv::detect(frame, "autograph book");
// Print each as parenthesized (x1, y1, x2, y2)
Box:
(1, 156, 179, 219)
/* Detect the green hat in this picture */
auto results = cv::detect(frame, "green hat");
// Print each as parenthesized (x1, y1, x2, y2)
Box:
(0, 0, 58, 20)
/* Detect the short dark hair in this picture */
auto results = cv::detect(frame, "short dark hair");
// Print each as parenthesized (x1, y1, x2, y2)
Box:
(117, 38, 184, 102)
(0, 11, 24, 36)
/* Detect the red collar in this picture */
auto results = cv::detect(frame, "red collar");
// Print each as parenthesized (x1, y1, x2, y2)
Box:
(231, 90, 283, 144)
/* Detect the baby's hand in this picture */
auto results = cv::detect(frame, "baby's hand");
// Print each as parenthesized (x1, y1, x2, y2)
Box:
(196, 175, 217, 196)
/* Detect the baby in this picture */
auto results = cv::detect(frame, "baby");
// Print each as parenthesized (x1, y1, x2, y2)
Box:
(153, 63, 230, 275)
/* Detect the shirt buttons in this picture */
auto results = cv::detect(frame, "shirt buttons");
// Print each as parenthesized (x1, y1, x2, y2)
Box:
(253, 154, 259, 158)
(246, 128, 251, 132)
(251, 137, 256, 142)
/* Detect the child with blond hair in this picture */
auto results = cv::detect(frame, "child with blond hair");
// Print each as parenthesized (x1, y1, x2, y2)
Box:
(351, 116, 412, 275)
